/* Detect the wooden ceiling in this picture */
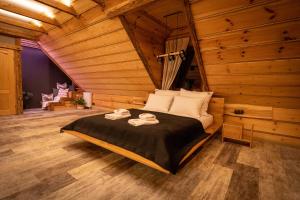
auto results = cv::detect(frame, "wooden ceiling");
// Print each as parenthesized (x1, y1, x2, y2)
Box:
(0, 0, 208, 93)
(145, 0, 186, 29)
(0, 0, 188, 41)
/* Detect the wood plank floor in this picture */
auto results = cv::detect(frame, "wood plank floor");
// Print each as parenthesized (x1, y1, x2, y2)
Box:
(0, 109, 299, 200)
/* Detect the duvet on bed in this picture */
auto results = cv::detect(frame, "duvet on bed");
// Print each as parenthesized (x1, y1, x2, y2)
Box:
(61, 109, 208, 174)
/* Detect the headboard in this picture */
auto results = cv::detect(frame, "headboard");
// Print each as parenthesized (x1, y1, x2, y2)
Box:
(208, 97, 224, 117)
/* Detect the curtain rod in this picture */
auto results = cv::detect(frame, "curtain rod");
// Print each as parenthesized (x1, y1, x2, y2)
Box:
(156, 51, 183, 58)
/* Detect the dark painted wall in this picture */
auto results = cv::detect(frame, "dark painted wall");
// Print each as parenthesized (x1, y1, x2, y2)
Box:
(22, 47, 72, 109)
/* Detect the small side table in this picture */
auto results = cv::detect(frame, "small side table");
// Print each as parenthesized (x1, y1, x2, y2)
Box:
(222, 121, 253, 148)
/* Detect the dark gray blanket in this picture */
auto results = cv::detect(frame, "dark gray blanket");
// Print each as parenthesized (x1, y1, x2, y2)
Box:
(61, 109, 208, 174)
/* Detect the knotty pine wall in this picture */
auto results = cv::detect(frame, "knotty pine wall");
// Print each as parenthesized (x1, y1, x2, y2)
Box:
(191, 0, 300, 146)
(124, 11, 166, 88)
(38, 2, 155, 110)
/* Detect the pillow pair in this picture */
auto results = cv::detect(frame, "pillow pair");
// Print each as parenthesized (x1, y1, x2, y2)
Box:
(144, 93, 204, 119)
(144, 89, 213, 119)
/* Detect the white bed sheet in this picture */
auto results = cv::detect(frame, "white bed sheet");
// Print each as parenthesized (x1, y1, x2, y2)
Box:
(167, 112, 213, 129)
(140, 108, 213, 129)
(198, 114, 214, 129)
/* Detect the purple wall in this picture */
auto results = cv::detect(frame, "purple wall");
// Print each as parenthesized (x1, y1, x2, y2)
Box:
(22, 47, 72, 109)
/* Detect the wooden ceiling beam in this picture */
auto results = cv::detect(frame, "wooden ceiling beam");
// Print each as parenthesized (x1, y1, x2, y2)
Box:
(183, 0, 208, 91)
(140, 11, 172, 31)
(0, 25, 37, 40)
(120, 15, 160, 88)
(91, 0, 105, 9)
(106, 0, 157, 18)
(0, 1, 60, 26)
(0, 14, 46, 33)
(34, 0, 78, 17)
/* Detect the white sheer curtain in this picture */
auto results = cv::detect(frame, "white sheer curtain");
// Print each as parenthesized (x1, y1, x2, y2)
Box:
(162, 37, 189, 89)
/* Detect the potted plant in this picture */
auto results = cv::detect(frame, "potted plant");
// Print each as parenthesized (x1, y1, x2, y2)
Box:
(73, 97, 86, 110)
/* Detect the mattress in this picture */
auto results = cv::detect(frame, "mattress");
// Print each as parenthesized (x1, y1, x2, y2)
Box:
(158, 110, 214, 129)
(61, 109, 208, 174)
(198, 114, 214, 129)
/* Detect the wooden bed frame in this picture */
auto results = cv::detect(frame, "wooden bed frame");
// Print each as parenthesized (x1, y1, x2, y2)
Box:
(63, 97, 224, 174)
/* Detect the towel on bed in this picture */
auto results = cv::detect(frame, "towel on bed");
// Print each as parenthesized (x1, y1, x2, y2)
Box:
(139, 113, 156, 120)
(105, 113, 131, 120)
(114, 109, 130, 115)
(128, 118, 159, 126)
(128, 113, 159, 126)
(105, 108, 131, 120)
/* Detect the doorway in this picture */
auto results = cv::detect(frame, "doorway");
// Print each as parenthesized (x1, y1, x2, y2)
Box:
(21, 40, 72, 110)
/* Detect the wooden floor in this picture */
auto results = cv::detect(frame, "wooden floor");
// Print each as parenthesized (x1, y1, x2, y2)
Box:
(0, 109, 299, 200)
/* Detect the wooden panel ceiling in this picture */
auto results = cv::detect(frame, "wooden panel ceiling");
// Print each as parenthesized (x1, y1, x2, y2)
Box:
(0, 0, 208, 107)
(36, 1, 156, 109)
(145, 0, 186, 29)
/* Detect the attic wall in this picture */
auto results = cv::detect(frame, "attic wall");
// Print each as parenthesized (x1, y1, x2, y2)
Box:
(191, 0, 300, 146)
(38, 3, 155, 110)
(21, 46, 72, 109)
(123, 11, 166, 88)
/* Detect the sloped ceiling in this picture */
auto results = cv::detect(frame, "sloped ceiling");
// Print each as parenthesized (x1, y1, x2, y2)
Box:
(38, 1, 155, 109)
(1, 0, 299, 110)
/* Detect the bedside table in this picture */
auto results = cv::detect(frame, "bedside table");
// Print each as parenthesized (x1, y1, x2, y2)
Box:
(222, 121, 253, 148)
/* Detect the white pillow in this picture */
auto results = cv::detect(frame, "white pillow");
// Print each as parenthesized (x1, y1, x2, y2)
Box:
(180, 89, 213, 115)
(57, 88, 69, 98)
(54, 96, 61, 102)
(57, 82, 67, 89)
(144, 94, 173, 112)
(155, 89, 180, 97)
(169, 96, 204, 119)
(41, 93, 53, 102)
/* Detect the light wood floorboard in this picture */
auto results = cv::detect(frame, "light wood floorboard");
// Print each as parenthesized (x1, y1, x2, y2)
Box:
(0, 109, 299, 200)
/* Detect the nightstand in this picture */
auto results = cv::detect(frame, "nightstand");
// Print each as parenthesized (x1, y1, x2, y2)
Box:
(222, 121, 253, 148)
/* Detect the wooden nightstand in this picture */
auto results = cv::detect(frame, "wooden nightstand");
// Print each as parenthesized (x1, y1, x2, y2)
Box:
(222, 122, 253, 147)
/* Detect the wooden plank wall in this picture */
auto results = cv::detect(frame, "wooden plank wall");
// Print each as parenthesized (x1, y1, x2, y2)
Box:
(38, 2, 155, 110)
(190, 0, 300, 146)
(123, 11, 166, 88)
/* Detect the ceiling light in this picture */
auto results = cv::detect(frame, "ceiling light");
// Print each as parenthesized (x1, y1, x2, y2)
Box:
(44, 10, 55, 19)
(60, 0, 73, 7)
(7, 0, 55, 19)
(32, 20, 42, 27)
(0, 9, 42, 27)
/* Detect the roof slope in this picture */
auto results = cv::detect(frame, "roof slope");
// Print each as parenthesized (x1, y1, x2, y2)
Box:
(38, 2, 155, 109)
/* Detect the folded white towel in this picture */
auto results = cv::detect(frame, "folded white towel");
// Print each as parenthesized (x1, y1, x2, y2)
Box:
(128, 118, 159, 126)
(105, 113, 131, 120)
(114, 109, 130, 115)
(139, 113, 156, 121)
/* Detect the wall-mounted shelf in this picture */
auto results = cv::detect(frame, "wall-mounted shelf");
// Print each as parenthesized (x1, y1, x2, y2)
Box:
(225, 112, 273, 120)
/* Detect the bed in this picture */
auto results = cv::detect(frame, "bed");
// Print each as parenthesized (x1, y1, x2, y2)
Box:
(61, 97, 224, 174)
